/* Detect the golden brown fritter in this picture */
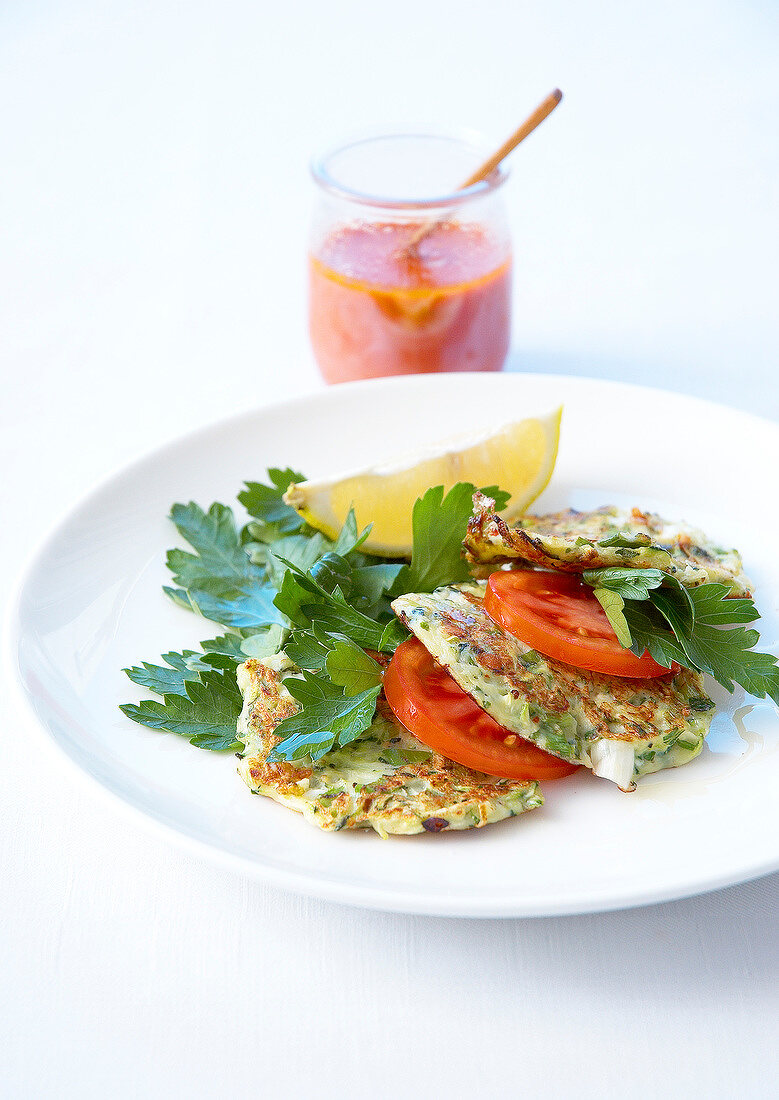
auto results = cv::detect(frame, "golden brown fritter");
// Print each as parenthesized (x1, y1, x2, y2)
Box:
(235, 656, 542, 835)
(464, 493, 752, 595)
(392, 584, 715, 790)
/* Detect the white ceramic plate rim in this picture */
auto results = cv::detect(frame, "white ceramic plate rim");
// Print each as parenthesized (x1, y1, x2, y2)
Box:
(7, 373, 779, 917)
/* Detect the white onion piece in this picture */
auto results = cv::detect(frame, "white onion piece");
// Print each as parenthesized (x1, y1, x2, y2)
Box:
(591, 739, 636, 792)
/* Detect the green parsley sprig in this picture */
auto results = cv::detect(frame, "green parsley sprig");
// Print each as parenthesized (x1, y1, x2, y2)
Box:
(120, 635, 246, 750)
(265, 482, 503, 760)
(121, 471, 506, 760)
(582, 568, 779, 704)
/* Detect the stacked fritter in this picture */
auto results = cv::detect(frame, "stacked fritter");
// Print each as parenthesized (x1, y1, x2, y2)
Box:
(236, 499, 748, 830)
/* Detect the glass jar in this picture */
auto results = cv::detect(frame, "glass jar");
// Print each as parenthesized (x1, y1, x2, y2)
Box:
(308, 133, 512, 384)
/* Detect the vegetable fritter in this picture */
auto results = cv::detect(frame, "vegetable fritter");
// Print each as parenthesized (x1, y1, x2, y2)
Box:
(464, 493, 752, 595)
(236, 656, 543, 835)
(392, 583, 715, 791)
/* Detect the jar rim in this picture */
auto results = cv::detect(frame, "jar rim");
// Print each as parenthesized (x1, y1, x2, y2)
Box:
(310, 131, 509, 210)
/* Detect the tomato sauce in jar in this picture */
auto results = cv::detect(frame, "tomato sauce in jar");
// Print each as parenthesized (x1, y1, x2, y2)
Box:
(309, 220, 511, 383)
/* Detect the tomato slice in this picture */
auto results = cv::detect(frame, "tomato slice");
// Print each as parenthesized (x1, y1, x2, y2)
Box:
(383, 638, 578, 780)
(484, 569, 673, 678)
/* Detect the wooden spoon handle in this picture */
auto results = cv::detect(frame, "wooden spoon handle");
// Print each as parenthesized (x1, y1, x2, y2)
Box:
(458, 89, 562, 189)
(404, 89, 563, 252)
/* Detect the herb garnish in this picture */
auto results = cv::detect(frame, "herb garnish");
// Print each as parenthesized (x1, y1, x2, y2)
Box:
(121, 472, 506, 760)
(582, 567, 779, 704)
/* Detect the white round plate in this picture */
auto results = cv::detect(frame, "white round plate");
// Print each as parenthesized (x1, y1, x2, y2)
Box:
(8, 373, 779, 916)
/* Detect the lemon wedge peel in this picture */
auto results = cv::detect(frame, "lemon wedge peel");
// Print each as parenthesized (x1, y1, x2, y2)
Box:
(283, 407, 562, 558)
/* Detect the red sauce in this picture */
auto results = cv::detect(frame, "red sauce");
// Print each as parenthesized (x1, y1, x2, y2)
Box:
(309, 220, 511, 383)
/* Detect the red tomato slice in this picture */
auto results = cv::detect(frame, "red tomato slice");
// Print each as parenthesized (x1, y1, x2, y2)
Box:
(383, 638, 578, 780)
(484, 569, 673, 678)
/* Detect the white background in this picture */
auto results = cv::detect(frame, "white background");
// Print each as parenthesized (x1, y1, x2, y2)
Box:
(2, 2, 777, 1097)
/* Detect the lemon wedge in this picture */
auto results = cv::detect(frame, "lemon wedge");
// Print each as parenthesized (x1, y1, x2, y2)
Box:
(283, 407, 562, 558)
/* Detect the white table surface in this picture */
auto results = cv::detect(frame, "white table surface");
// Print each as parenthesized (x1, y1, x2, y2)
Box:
(2, 2, 777, 1097)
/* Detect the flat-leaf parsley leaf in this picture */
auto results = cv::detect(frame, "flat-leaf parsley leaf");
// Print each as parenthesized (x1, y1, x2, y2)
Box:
(583, 568, 779, 704)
